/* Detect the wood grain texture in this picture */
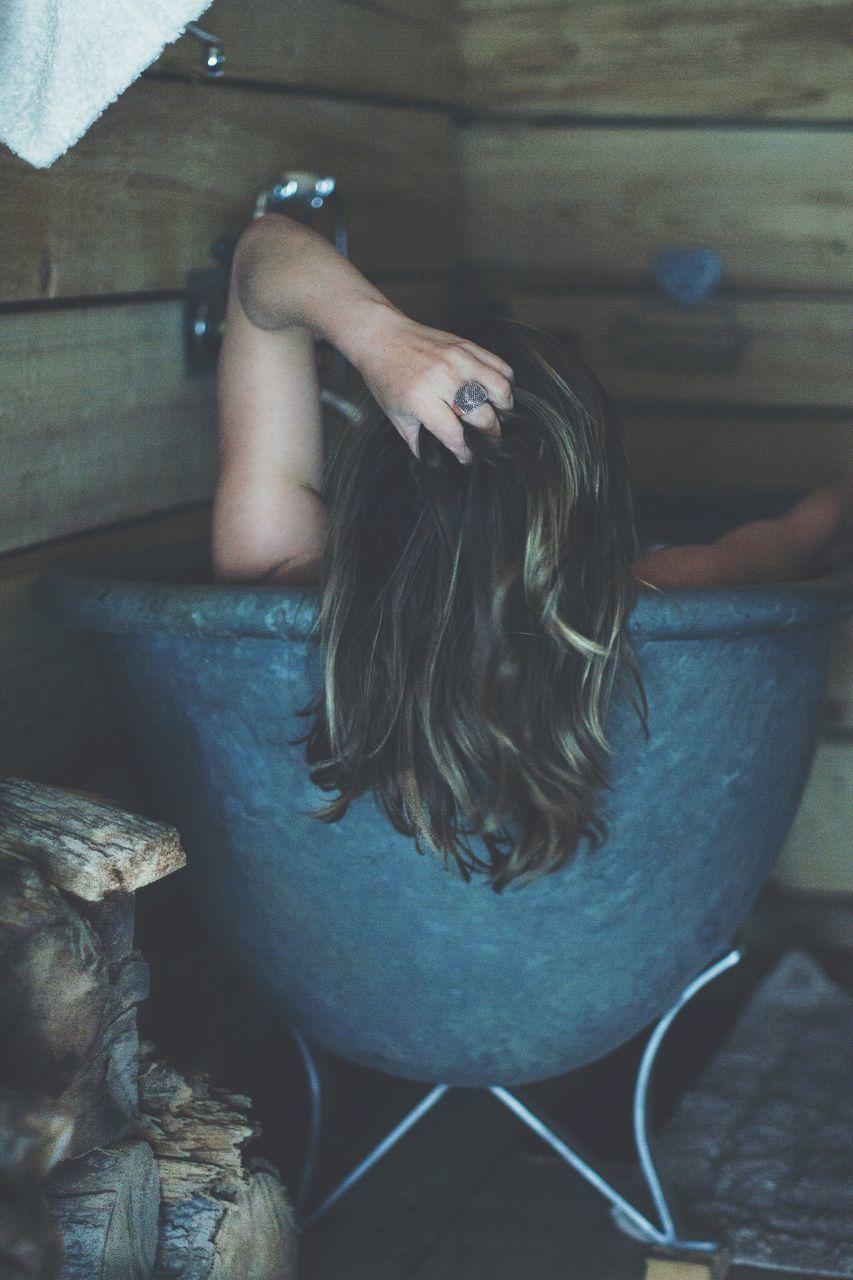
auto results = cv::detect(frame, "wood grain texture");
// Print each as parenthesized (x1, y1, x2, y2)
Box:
(137, 1044, 298, 1280)
(300, 1090, 519, 1280)
(828, 623, 853, 731)
(0, 280, 447, 556)
(644, 1261, 716, 1280)
(407, 1149, 644, 1280)
(0, 1092, 68, 1280)
(497, 290, 853, 407)
(155, 0, 457, 102)
(0, 1092, 73, 1185)
(0, 302, 218, 554)
(0, 778, 185, 901)
(622, 414, 853, 494)
(1, 78, 454, 303)
(456, 0, 853, 119)
(774, 736, 853, 893)
(459, 126, 853, 290)
(44, 1140, 159, 1280)
(0, 844, 148, 1160)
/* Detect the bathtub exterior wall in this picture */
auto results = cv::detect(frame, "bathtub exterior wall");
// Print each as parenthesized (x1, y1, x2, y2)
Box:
(69, 586, 839, 1086)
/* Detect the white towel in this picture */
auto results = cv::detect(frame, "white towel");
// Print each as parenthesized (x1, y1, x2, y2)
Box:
(0, 0, 214, 169)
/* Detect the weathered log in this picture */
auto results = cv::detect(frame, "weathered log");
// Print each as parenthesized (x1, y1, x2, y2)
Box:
(76, 893, 137, 972)
(0, 1192, 63, 1280)
(0, 778, 185, 902)
(44, 1139, 159, 1280)
(0, 1090, 71, 1280)
(0, 845, 148, 1158)
(0, 1090, 74, 1189)
(136, 1045, 298, 1279)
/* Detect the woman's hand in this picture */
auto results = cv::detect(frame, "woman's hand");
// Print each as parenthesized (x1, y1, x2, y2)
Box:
(342, 301, 515, 466)
(232, 214, 514, 465)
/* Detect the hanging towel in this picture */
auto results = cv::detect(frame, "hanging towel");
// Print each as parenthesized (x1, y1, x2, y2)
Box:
(0, 0, 214, 169)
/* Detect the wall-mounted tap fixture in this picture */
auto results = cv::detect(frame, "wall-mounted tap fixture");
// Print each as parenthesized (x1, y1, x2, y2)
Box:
(185, 267, 227, 374)
(253, 173, 349, 261)
(254, 173, 338, 218)
(185, 23, 226, 78)
(208, 174, 348, 274)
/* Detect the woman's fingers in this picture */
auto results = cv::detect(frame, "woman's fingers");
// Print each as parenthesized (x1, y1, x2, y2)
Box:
(418, 362, 509, 463)
(420, 400, 481, 465)
(473, 372, 513, 411)
(451, 399, 501, 438)
(457, 340, 515, 383)
(365, 319, 515, 465)
(402, 397, 500, 466)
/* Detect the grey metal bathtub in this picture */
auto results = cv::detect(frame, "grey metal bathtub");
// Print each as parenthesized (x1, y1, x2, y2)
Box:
(38, 554, 853, 1247)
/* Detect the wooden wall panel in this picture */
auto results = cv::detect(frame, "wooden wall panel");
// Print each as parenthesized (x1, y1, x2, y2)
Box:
(457, 0, 853, 119)
(0, 279, 448, 555)
(828, 626, 853, 732)
(497, 290, 852, 408)
(155, 0, 457, 102)
(0, 302, 217, 554)
(459, 126, 852, 290)
(1, 79, 454, 303)
(773, 736, 853, 893)
(623, 415, 853, 495)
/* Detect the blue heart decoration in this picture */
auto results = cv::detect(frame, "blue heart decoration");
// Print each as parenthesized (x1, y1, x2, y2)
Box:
(653, 248, 724, 306)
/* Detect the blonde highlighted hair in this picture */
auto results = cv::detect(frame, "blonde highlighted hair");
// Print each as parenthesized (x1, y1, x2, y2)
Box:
(293, 319, 645, 890)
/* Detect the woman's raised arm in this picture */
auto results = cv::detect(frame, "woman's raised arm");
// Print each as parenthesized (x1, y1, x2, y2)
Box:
(212, 214, 514, 584)
(212, 282, 330, 584)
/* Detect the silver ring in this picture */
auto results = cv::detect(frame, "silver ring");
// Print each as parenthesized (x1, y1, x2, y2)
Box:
(452, 380, 489, 416)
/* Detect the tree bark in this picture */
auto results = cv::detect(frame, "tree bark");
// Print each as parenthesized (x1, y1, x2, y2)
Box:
(0, 778, 185, 903)
(136, 1046, 298, 1280)
(0, 844, 148, 1159)
(0, 1090, 70, 1280)
(44, 1139, 159, 1280)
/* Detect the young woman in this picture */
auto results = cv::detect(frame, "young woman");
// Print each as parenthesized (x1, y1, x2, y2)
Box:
(212, 213, 849, 890)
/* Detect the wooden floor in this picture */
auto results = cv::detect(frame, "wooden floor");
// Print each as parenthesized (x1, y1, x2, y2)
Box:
(298, 1089, 646, 1280)
(135, 874, 853, 1280)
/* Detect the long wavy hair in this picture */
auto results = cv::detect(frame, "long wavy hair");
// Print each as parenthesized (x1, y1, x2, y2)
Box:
(292, 318, 645, 891)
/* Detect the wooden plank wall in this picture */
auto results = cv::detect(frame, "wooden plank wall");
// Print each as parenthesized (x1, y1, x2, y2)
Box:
(0, 0, 456, 791)
(456, 0, 853, 893)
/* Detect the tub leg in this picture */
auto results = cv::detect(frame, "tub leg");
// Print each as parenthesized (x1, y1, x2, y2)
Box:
(296, 1076, 450, 1229)
(489, 1085, 673, 1247)
(290, 947, 742, 1244)
(632, 948, 742, 1246)
(491, 946, 742, 1256)
(288, 1025, 325, 1217)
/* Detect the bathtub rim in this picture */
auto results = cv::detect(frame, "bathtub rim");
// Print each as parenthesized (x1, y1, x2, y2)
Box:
(36, 567, 853, 642)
